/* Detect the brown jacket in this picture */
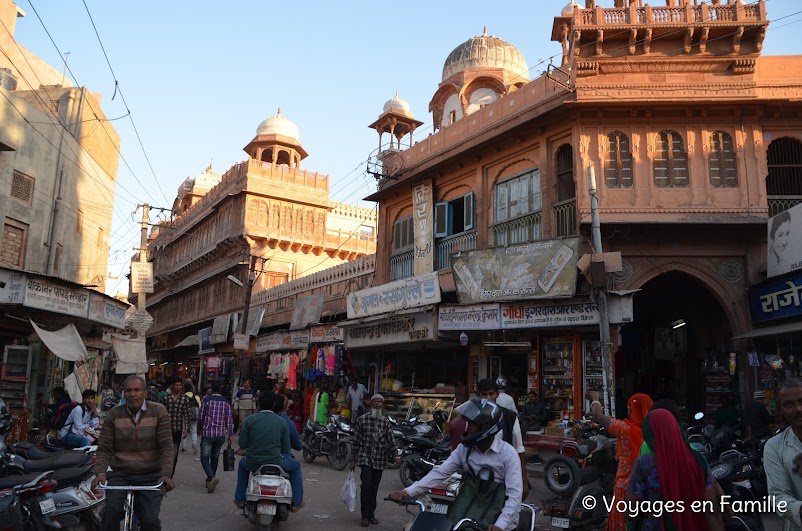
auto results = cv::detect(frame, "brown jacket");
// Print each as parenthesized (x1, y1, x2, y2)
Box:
(94, 401, 174, 478)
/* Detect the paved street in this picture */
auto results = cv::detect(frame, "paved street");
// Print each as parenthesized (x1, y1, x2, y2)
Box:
(158, 445, 555, 530)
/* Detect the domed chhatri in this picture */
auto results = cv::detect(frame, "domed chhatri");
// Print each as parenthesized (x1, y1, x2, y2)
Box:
(255, 107, 300, 140)
(383, 91, 411, 113)
(441, 27, 529, 82)
(562, 0, 582, 15)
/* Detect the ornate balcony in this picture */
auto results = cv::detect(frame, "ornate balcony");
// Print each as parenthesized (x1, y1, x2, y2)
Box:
(435, 230, 477, 270)
(492, 211, 542, 247)
(554, 199, 577, 238)
(390, 249, 414, 281)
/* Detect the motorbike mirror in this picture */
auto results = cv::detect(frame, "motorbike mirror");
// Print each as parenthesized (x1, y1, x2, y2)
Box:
(694, 412, 705, 421)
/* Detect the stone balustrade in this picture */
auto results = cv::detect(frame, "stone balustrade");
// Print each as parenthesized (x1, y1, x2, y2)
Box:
(573, 0, 766, 28)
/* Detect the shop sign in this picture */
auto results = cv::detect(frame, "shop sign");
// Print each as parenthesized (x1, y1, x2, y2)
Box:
(198, 327, 215, 355)
(748, 271, 802, 323)
(233, 333, 250, 350)
(310, 324, 344, 343)
(0, 269, 26, 304)
(502, 300, 601, 329)
(24, 277, 89, 318)
(451, 238, 580, 303)
(344, 313, 436, 349)
(438, 304, 501, 331)
(412, 179, 434, 275)
(255, 329, 310, 352)
(130, 262, 154, 293)
(290, 293, 325, 330)
(347, 272, 440, 319)
(767, 201, 802, 278)
(87, 292, 128, 329)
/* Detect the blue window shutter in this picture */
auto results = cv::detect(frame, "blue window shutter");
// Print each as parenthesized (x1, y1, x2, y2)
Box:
(434, 202, 448, 238)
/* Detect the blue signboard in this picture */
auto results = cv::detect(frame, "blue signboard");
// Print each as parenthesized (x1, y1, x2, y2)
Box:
(198, 327, 215, 354)
(748, 271, 802, 324)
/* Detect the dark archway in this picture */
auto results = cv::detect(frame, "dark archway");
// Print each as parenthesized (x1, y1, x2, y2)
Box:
(618, 271, 733, 419)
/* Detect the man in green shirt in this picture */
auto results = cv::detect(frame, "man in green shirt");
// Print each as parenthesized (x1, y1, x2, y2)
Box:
(234, 393, 304, 512)
(316, 382, 330, 425)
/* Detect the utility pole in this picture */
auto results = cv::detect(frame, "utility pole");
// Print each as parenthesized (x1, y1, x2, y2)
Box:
(588, 166, 615, 417)
(137, 203, 150, 311)
(237, 254, 258, 379)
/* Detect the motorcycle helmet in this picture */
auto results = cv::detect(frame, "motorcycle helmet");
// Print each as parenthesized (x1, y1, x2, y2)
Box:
(495, 376, 508, 390)
(455, 398, 502, 447)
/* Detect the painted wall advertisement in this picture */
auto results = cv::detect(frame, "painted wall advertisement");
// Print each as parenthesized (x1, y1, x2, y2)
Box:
(748, 270, 802, 323)
(344, 312, 436, 349)
(24, 277, 90, 318)
(412, 179, 434, 276)
(0, 269, 25, 304)
(290, 292, 325, 330)
(438, 304, 502, 331)
(451, 237, 580, 303)
(256, 329, 310, 352)
(767, 201, 802, 278)
(347, 272, 440, 319)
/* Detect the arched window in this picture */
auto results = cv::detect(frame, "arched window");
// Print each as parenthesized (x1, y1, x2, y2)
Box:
(653, 130, 688, 188)
(767, 137, 802, 216)
(605, 132, 633, 188)
(708, 131, 738, 188)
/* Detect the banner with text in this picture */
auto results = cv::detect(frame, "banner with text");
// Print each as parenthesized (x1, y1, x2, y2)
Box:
(255, 329, 310, 352)
(451, 238, 580, 304)
(344, 312, 436, 349)
(310, 324, 344, 343)
(0, 269, 25, 304)
(412, 179, 434, 275)
(501, 295, 633, 329)
(25, 278, 90, 318)
(130, 262, 154, 293)
(767, 201, 802, 278)
(438, 304, 501, 331)
(748, 270, 802, 323)
(88, 292, 128, 329)
(347, 271, 440, 319)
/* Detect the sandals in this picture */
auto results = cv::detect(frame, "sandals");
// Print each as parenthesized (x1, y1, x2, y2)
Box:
(291, 500, 305, 513)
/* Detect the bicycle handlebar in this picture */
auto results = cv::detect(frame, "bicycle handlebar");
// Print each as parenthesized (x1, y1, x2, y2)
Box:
(97, 482, 164, 491)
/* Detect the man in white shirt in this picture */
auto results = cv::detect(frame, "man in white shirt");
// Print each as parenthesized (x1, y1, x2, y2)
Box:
(346, 380, 368, 423)
(60, 389, 99, 448)
(765, 377, 802, 531)
(494, 376, 518, 413)
(478, 378, 528, 500)
(389, 398, 522, 531)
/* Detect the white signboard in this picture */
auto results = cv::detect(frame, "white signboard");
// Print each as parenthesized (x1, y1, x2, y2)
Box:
(438, 304, 501, 331)
(130, 262, 154, 294)
(24, 278, 89, 318)
(255, 329, 310, 352)
(501, 296, 632, 329)
(344, 313, 436, 349)
(233, 333, 250, 350)
(310, 324, 344, 343)
(0, 269, 25, 304)
(347, 272, 440, 319)
(290, 293, 325, 330)
(768, 202, 802, 278)
(88, 292, 128, 328)
(412, 179, 434, 276)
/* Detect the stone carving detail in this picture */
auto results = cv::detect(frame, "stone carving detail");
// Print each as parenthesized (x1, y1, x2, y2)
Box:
(614, 259, 635, 285)
(718, 259, 744, 284)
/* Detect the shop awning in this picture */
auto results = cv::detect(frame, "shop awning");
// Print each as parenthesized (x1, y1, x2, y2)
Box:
(31, 320, 88, 362)
(732, 321, 802, 340)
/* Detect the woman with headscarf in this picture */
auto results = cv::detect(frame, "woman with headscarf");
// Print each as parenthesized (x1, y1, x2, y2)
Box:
(585, 390, 653, 531)
(626, 409, 724, 530)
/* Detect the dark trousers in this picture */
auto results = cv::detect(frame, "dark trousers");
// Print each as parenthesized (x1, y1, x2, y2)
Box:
(171, 431, 182, 476)
(201, 435, 226, 480)
(359, 466, 383, 519)
(101, 472, 165, 531)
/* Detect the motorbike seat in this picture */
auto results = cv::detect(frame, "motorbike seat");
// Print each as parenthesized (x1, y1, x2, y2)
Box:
(311, 422, 326, 432)
(27, 446, 82, 460)
(256, 464, 289, 479)
(23, 452, 90, 473)
(0, 472, 47, 489)
(47, 466, 94, 489)
(577, 439, 597, 456)
(404, 436, 435, 449)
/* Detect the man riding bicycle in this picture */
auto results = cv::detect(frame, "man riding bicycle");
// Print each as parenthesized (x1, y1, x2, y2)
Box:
(388, 398, 523, 531)
(91, 375, 175, 530)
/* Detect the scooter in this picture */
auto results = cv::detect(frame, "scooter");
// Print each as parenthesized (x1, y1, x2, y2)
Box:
(242, 464, 293, 530)
(385, 496, 541, 531)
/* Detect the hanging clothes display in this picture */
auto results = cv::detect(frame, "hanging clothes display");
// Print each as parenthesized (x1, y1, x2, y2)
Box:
(287, 353, 299, 390)
(280, 353, 291, 380)
(325, 345, 336, 376)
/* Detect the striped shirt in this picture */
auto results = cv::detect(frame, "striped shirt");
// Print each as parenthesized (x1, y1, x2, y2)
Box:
(161, 393, 190, 433)
(352, 412, 396, 469)
(199, 394, 234, 438)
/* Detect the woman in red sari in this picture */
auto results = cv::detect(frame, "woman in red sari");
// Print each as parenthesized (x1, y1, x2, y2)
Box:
(585, 390, 653, 531)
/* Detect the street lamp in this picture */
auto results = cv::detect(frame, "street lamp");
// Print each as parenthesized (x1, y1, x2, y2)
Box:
(226, 275, 244, 288)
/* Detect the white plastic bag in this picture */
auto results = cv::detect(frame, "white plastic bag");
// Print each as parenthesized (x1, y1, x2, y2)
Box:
(340, 470, 357, 512)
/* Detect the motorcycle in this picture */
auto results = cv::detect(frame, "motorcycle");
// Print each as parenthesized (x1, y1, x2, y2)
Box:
(390, 409, 448, 467)
(241, 464, 292, 530)
(385, 496, 541, 531)
(301, 415, 352, 471)
(710, 449, 766, 531)
(398, 436, 452, 488)
(542, 428, 617, 529)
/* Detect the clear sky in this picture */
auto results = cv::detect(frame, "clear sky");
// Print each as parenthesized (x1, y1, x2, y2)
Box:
(10, 0, 802, 296)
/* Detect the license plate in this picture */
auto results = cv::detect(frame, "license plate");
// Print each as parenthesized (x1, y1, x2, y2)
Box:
(39, 498, 56, 515)
(552, 516, 570, 528)
(257, 503, 277, 515)
(432, 503, 448, 514)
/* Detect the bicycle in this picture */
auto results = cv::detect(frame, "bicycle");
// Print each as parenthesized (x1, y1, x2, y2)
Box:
(97, 481, 163, 531)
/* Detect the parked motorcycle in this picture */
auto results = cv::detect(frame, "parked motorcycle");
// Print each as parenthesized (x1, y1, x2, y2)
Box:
(385, 496, 541, 531)
(710, 449, 766, 531)
(543, 428, 617, 529)
(241, 463, 293, 530)
(399, 436, 452, 487)
(301, 415, 352, 471)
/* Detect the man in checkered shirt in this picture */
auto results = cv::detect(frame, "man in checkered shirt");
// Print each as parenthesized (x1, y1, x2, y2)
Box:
(349, 394, 398, 527)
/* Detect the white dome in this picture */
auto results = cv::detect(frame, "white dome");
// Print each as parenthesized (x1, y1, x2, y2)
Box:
(383, 92, 410, 113)
(562, 1, 582, 15)
(442, 29, 529, 82)
(256, 107, 300, 140)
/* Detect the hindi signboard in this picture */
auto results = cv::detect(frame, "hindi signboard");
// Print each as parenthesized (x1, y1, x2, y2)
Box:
(88, 292, 128, 329)
(233, 333, 250, 350)
(501, 295, 633, 329)
(438, 304, 501, 331)
(344, 312, 436, 349)
(768, 202, 802, 278)
(412, 179, 434, 275)
(255, 329, 310, 352)
(24, 277, 89, 318)
(130, 262, 154, 294)
(748, 270, 802, 324)
(451, 238, 580, 303)
(347, 272, 440, 319)
(0, 269, 25, 305)
(310, 324, 344, 343)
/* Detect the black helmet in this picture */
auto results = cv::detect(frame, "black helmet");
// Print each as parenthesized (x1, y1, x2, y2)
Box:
(495, 376, 507, 390)
(455, 398, 502, 447)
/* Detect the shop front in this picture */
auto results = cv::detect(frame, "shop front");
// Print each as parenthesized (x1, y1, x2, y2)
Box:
(254, 329, 311, 393)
